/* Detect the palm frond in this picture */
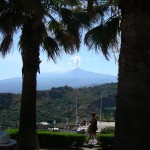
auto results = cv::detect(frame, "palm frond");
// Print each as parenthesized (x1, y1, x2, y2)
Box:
(0, 0, 7, 13)
(46, 0, 80, 8)
(93, 4, 110, 16)
(84, 16, 120, 59)
(0, 0, 24, 30)
(59, 0, 80, 7)
(59, 8, 81, 49)
(70, 1, 110, 29)
(73, 11, 96, 29)
(55, 28, 79, 53)
(86, 0, 106, 14)
(49, 18, 80, 53)
(0, 34, 13, 57)
(0, 1, 24, 56)
(80, 0, 119, 26)
(41, 36, 60, 62)
(0, 11, 23, 34)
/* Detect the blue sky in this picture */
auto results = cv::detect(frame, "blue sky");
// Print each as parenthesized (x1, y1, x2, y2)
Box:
(0, 34, 119, 80)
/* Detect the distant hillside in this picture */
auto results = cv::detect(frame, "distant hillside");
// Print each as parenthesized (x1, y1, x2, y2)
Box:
(0, 83, 117, 128)
(0, 68, 117, 93)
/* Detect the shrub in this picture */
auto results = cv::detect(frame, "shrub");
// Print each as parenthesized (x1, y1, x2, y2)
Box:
(97, 126, 115, 150)
(100, 126, 115, 134)
(97, 133, 114, 150)
(6, 129, 86, 148)
(38, 131, 86, 148)
(6, 128, 18, 140)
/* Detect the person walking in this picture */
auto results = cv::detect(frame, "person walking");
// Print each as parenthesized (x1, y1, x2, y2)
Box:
(86, 112, 98, 145)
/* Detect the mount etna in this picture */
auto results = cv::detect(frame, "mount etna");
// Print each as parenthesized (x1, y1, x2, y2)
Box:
(0, 68, 117, 93)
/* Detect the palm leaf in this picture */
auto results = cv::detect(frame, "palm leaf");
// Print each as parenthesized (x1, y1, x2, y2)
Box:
(0, 0, 7, 13)
(59, 8, 81, 49)
(84, 16, 120, 59)
(49, 19, 80, 53)
(73, 11, 97, 29)
(0, 34, 13, 57)
(41, 36, 60, 62)
(0, 1, 24, 57)
(55, 29, 79, 53)
(0, 11, 23, 34)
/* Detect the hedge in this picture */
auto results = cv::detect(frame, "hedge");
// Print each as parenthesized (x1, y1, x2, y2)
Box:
(6, 128, 18, 140)
(97, 133, 114, 150)
(6, 129, 86, 148)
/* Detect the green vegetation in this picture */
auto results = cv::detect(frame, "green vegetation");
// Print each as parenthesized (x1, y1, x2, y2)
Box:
(38, 131, 86, 148)
(98, 133, 114, 150)
(97, 127, 115, 150)
(6, 128, 19, 140)
(7, 128, 115, 149)
(0, 83, 116, 128)
(100, 126, 115, 134)
(6, 129, 86, 148)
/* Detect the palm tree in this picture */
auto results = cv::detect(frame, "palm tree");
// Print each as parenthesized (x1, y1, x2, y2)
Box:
(115, 1, 150, 150)
(0, 0, 82, 149)
(83, 0, 150, 149)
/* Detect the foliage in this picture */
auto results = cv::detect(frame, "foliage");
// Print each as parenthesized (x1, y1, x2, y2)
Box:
(100, 126, 115, 134)
(97, 133, 114, 150)
(97, 126, 115, 149)
(83, 0, 121, 60)
(0, 94, 13, 109)
(0, 0, 82, 57)
(6, 129, 86, 148)
(6, 128, 19, 140)
(38, 131, 86, 148)
(0, 83, 117, 127)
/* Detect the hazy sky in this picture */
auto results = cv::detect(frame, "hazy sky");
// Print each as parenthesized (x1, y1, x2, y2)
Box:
(0, 34, 119, 80)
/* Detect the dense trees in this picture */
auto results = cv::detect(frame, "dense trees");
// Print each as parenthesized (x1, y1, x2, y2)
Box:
(0, 83, 117, 127)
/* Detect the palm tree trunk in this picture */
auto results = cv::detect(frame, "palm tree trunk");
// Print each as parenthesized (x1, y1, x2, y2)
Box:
(18, 19, 40, 150)
(115, 1, 150, 150)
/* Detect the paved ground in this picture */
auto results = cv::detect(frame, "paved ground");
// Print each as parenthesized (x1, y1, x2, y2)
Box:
(40, 138, 102, 150)
(40, 142, 102, 150)
(40, 145, 102, 150)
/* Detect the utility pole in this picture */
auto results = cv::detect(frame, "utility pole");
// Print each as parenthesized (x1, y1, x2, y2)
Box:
(76, 96, 78, 129)
(100, 95, 103, 122)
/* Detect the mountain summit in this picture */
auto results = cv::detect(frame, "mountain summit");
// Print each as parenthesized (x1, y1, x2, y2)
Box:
(0, 68, 117, 93)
